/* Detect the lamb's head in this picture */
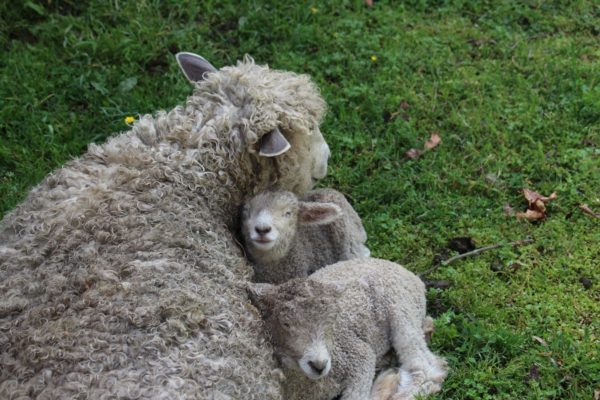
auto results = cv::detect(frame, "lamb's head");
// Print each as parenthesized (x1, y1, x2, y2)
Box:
(241, 191, 342, 262)
(247, 279, 342, 380)
(176, 52, 329, 194)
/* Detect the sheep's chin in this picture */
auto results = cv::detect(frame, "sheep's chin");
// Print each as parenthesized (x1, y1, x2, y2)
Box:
(250, 239, 276, 251)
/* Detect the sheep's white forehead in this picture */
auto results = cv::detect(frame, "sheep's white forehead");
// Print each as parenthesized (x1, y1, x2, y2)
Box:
(244, 192, 298, 217)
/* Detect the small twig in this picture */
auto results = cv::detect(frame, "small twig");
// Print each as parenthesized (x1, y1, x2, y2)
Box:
(580, 204, 600, 219)
(419, 238, 534, 277)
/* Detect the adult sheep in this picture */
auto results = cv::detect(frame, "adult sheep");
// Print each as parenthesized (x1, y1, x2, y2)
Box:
(0, 53, 329, 399)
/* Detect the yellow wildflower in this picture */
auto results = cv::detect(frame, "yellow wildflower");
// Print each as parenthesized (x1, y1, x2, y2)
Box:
(124, 116, 135, 124)
(371, 55, 378, 62)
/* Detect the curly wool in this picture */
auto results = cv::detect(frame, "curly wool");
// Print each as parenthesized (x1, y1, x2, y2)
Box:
(0, 57, 326, 399)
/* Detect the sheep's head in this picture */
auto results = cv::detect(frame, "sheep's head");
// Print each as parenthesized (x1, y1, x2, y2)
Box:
(176, 52, 330, 195)
(241, 191, 342, 263)
(247, 279, 343, 380)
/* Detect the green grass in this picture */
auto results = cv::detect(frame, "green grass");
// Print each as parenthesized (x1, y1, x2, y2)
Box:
(1, 1, 598, 398)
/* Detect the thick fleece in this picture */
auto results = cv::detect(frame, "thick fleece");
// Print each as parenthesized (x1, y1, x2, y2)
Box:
(241, 188, 369, 284)
(0, 56, 328, 399)
(248, 258, 447, 400)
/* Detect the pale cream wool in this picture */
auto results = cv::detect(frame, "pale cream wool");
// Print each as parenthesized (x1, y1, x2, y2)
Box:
(0, 55, 328, 399)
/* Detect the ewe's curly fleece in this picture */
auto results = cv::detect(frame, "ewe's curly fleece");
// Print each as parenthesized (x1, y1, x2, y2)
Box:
(0, 57, 326, 399)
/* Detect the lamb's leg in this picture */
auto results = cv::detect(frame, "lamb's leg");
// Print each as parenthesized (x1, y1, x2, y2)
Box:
(388, 316, 447, 399)
(339, 342, 377, 400)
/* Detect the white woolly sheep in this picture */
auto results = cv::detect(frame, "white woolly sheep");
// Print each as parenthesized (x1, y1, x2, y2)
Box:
(240, 188, 370, 284)
(248, 258, 448, 400)
(0, 53, 330, 399)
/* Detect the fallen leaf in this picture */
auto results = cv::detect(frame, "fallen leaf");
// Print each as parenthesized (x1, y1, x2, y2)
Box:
(503, 203, 515, 216)
(594, 388, 600, 400)
(523, 189, 557, 206)
(517, 209, 545, 221)
(364, 0, 373, 6)
(532, 199, 546, 213)
(517, 189, 557, 221)
(580, 204, 600, 219)
(405, 148, 422, 160)
(424, 132, 442, 150)
(532, 336, 548, 346)
(404, 132, 442, 160)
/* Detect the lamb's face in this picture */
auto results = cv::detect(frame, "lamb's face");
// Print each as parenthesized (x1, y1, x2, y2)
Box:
(241, 191, 299, 258)
(262, 280, 339, 380)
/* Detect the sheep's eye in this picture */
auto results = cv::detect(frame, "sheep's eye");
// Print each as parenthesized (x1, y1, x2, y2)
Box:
(282, 321, 291, 329)
(284, 211, 293, 218)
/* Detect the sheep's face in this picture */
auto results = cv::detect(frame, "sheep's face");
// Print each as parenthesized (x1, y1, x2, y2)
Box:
(248, 280, 341, 380)
(275, 126, 330, 195)
(177, 53, 330, 195)
(241, 191, 342, 263)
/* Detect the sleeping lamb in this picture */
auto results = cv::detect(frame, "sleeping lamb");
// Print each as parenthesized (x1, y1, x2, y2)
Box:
(241, 188, 370, 284)
(248, 257, 447, 400)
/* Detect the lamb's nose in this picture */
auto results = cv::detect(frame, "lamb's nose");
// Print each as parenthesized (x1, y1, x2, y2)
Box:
(308, 360, 327, 375)
(255, 226, 272, 235)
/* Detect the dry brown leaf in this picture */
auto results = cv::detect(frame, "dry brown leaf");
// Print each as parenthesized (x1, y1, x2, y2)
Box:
(532, 199, 546, 213)
(532, 336, 548, 346)
(517, 189, 557, 221)
(405, 148, 422, 160)
(404, 132, 441, 160)
(523, 189, 557, 206)
(580, 204, 600, 219)
(517, 209, 545, 221)
(424, 132, 442, 150)
(503, 203, 515, 216)
(364, 0, 373, 6)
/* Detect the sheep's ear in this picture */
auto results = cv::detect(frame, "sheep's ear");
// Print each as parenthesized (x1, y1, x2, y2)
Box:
(247, 283, 276, 315)
(175, 52, 217, 82)
(259, 127, 291, 157)
(298, 202, 342, 226)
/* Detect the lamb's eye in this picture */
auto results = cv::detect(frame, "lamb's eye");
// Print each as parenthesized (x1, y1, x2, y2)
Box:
(282, 321, 291, 329)
(284, 211, 293, 217)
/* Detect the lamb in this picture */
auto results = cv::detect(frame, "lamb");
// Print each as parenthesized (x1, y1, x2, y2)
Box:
(241, 188, 370, 284)
(0, 53, 330, 399)
(248, 257, 448, 400)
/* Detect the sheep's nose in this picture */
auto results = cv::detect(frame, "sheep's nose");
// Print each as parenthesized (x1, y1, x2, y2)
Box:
(255, 226, 272, 235)
(308, 360, 327, 375)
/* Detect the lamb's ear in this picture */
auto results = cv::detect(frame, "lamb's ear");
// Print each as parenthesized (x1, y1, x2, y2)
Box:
(175, 52, 217, 82)
(259, 127, 291, 157)
(298, 202, 342, 226)
(247, 283, 276, 315)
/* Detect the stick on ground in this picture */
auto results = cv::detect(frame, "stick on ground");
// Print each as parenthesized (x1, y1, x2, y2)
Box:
(419, 238, 534, 278)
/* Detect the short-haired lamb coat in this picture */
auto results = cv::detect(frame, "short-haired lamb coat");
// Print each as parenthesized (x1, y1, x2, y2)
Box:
(0, 54, 329, 399)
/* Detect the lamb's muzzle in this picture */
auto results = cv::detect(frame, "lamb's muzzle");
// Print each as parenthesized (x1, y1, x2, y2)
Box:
(299, 341, 332, 379)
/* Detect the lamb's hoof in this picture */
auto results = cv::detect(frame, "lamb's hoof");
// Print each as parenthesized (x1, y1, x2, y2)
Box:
(370, 368, 401, 400)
